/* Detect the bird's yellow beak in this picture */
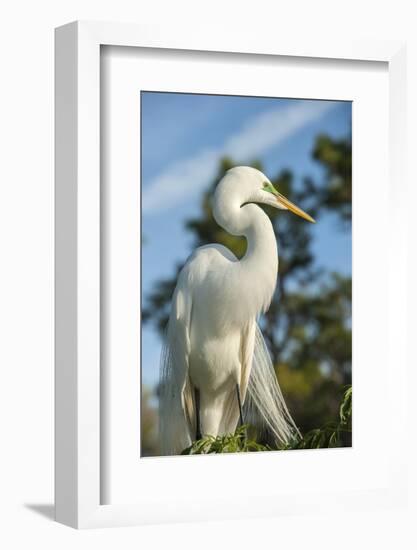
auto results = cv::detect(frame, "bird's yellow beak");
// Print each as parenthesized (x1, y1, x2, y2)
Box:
(274, 191, 315, 223)
(263, 181, 315, 223)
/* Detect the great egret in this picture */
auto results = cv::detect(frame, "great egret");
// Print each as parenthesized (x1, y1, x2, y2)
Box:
(159, 166, 314, 455)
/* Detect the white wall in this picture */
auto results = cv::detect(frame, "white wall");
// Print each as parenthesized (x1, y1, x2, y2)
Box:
(0, 1, 416, 547)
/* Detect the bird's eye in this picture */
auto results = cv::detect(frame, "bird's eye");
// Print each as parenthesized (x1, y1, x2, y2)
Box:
(263, 182, 269, 189)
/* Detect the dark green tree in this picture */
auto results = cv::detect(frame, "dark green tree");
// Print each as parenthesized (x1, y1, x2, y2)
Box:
(311, 134, 352, 222)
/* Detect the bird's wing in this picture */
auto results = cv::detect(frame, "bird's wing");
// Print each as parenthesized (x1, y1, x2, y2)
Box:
(159, 271, 195, 455)
(245, 325, 301, 445)
(239, 320, 256, 404)
(219, 320, 256, 434)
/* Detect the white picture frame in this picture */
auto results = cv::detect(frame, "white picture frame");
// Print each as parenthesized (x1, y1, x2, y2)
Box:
(55, 21, 407, 529)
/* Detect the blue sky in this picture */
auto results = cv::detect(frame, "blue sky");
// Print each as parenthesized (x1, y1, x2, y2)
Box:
(141, 92, 352, 388)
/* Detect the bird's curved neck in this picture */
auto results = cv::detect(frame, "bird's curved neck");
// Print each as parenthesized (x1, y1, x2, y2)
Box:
(243, 209, 277, 266)
(214, 196, 278, 314)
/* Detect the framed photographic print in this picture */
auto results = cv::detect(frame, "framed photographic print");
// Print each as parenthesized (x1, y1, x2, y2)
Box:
(55, 21, 407, 528)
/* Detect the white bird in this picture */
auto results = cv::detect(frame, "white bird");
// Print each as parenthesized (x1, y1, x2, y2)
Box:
(159, 166, 314, 455)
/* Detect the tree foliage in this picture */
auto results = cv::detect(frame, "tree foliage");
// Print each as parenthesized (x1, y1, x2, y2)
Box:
(181, 425, 271, 455)
(311, 134, 352, 222)
(182, 385, 352, 454)
(140, 387, 159, 457)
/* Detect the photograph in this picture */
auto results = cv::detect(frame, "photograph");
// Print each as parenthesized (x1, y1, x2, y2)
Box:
(140, 91, 352, 457)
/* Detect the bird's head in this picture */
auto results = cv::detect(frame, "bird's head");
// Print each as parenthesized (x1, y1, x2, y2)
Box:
(216, 166, 315, 223)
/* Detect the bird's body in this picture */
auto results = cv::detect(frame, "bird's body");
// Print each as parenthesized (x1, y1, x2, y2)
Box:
(159, 166, 314, 455)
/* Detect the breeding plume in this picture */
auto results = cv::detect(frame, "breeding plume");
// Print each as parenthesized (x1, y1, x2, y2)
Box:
(159, 166, 314, 454)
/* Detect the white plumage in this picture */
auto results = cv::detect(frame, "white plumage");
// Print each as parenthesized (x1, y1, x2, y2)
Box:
(159, 166, 314, 455)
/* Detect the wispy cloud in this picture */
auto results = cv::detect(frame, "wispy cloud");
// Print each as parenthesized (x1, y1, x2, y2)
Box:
(142, 100, 337, 214)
